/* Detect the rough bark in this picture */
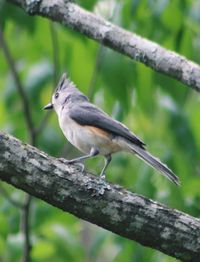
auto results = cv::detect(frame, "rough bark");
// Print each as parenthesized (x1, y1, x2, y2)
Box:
(7, 0, 200, 92)
(0, 131, 199, 261)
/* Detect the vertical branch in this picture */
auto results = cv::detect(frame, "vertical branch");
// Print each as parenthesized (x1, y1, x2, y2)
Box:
(87, 44, 105, 100)
(0, 25, 35, 262)
(49, 21, 60, 85)
(21, 194, 32, 262)
(35, 21, 60, 136)
(0, 26, 36, 145)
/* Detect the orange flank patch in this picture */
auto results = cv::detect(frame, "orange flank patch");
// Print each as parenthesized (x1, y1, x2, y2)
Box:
(85, 125, 121, 153)
(85, 126, 110, 138)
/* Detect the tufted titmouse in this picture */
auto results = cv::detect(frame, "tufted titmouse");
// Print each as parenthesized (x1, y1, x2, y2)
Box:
(44, 73, 180, 185)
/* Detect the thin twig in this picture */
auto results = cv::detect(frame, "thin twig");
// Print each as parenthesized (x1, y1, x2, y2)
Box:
(49, 21, 60, 86)
(35, 21, 60, 136)
(87, 44, 105, 100)
(21, 194, 32, 262)
(0, 184, 32, 262)
(0, 25, 35, 145)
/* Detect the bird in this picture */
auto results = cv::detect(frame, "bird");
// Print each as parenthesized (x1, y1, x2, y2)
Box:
(44, 73, 180, 186)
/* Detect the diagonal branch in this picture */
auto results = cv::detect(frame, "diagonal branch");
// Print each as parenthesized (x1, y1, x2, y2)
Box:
(0, 131, 199, 261)
(8, 0, 200, 92)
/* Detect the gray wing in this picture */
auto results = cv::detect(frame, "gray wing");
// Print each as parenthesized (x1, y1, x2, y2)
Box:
(69, 104, 146, 149)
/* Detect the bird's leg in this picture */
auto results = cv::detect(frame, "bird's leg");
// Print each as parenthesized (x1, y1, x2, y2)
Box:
(68, 147, 99, 163)
(60, 147, 99, 172)
(99, 154, 112, 179)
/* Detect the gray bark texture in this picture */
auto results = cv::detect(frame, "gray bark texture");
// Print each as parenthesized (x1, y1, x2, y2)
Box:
(8, 0, 200, 92)
(0, 131, 200, 261)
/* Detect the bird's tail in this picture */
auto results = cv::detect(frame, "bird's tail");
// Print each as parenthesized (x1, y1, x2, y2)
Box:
(124, 141, 180, 186)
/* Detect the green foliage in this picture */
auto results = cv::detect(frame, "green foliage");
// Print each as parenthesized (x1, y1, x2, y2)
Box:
(0, 0, 199, 261)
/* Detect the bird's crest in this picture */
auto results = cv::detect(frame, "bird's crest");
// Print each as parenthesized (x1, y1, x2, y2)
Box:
(55, 72, 75, 93)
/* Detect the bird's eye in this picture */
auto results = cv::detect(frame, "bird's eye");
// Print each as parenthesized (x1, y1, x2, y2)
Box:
(55, 92, 59, 99)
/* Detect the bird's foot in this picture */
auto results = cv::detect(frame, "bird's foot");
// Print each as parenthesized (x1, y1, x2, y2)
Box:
(59, 158, 85, 173)
(99, 172, 106, 179)
(73, 162, 85, 173)
(59, 157, 70, 164)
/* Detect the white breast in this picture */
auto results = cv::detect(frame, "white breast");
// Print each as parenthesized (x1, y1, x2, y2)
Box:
(59, 114, 83, 149)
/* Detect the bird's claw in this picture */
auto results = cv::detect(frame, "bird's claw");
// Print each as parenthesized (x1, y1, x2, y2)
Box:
(73, 162, 85, 173)
(99, 172, 106, 179)
(59, 158, 85, 173)
(59, 157, 70, 164)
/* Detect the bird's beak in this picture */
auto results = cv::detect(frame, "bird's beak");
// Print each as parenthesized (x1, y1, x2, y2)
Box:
(43, 103, 53, 110)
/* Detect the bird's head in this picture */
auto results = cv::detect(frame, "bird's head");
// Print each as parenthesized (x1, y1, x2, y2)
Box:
(43, 73, 88, 115)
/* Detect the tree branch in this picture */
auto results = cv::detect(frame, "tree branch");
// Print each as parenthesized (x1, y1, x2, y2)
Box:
(8, 0, 200, 92)
(0, 131, 199, 261)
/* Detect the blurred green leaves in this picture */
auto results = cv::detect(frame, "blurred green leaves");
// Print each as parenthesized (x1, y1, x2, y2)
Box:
(0, 0, 36, 32)
(0, 0, 199, 261)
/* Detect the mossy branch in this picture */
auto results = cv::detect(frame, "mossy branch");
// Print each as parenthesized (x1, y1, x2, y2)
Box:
(7, 0, 200, 92)
(0, 131, 200, 261)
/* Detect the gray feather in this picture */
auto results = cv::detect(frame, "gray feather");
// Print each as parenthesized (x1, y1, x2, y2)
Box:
(69, 104, 146, 149)
(128, 143, 180, 186)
